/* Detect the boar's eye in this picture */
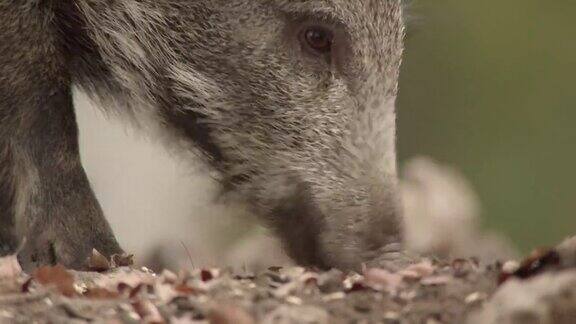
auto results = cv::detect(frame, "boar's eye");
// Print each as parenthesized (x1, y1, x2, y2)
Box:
(300, 26, 333, 55)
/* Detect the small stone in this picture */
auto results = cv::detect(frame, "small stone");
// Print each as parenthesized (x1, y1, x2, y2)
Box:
(465, 292, 488, 305)
(322, 292, 346, 302)
(502, 261, 520, 274)
(420, 275, 451, 286)
(286, 296, 303, 305)
(384, 311, 400, 323)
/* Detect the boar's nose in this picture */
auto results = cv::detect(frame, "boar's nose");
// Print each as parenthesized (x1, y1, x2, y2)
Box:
(268, 174, 402, 270)
(316, 182, 403, 270)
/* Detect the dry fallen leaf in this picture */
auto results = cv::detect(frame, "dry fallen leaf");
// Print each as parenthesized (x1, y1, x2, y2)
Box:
(363, 268, 404, 293)
(174, 284, 199, 296)
(132, 299, 165, 324)
(94, 269, 155, 291)
(87, 249, 112, 272)
(0, 255, 22, 279)
(111, 253, 135, 268)
(347, 282, 370, 293)
(154, 282, 179, 302)
(86, 249, 134, 272)
(83, 287, 121, 299)
(129, 283, 154, 299)
(400, 260, 435, 279)
(33, 265, 77, 297)
(201, 269, 215, 282)
(499, 248, 561, 285)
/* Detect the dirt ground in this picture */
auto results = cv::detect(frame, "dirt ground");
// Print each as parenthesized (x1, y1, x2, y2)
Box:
(1, 237, 575, 324)
(0, 258, 494, 323)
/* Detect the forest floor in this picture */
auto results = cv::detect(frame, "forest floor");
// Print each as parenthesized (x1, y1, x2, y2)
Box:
(1, 237, 575, 324)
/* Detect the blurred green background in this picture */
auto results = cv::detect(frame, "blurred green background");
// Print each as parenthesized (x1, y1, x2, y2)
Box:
(398, 1, 576, 252)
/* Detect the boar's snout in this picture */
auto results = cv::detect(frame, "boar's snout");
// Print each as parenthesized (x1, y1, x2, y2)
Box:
(268, 167, 403, 271)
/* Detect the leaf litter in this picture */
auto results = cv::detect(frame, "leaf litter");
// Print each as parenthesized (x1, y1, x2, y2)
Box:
(1, 238, 576, 323)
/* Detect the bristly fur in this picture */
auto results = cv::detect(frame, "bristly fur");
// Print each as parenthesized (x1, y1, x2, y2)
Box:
(0, 0, 405, 270)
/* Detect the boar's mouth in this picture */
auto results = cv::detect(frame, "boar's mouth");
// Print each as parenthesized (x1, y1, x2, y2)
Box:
(269, 181, 329, 269)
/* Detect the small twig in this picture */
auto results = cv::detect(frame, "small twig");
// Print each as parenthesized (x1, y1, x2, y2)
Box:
(180, 241, 195, 270)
